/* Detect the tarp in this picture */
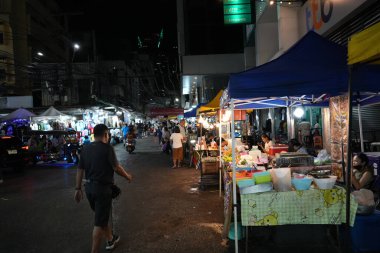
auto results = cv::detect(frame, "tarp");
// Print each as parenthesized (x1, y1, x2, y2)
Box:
(1, 108, 35, 122)
(197, 90, 224, 114)
(184, 103, 205, 118)
(348, 21, 380, 65)
(33, 106, 69, 120)
(227, 31, 380, 101)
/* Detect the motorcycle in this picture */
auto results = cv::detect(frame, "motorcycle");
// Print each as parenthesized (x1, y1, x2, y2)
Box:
(125, 139, 135, 154)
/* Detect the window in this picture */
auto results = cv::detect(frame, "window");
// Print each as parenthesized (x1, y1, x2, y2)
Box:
(0, 32, 4, 44)
(0, 69, 6, 81)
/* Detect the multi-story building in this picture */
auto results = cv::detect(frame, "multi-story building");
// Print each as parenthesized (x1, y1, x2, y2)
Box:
(0, 0, 67, 98)
(176, 0, 247, 109)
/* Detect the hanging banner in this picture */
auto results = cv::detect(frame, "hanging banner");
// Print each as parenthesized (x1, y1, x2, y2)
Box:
(329, 95, 349, 181)
(149, 108, 184, 117)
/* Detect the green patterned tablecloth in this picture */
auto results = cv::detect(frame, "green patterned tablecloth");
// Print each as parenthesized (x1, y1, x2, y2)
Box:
(241, 187, 358, 226)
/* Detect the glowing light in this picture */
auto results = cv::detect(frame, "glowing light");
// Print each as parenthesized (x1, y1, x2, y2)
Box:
(293, 107, 304, 118)
(270, 1, 274, 5)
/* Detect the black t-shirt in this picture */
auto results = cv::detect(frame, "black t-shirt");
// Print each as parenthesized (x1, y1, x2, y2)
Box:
(79, 141, 118, 184)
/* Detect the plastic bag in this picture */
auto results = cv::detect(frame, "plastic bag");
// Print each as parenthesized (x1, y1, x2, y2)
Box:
(270, 168, 291, 192)
(315, 149, 331, 165)
(352, 189, 376, 215)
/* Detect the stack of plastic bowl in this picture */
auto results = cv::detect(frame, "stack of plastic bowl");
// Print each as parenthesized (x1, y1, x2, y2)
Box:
(291, 177, 313, 190)
(253, 171, 271, 184)
(313, 175, 337, 189)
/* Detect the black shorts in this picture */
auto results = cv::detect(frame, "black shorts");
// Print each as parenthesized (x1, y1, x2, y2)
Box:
(85, 182, 112, 227)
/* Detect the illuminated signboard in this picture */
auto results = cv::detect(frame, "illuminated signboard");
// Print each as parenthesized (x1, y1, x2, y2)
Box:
(223, 0, 252, 25)
(224, 14, 252, 25)
(223, 0, 250, 4)
(224, 4, 251, 15)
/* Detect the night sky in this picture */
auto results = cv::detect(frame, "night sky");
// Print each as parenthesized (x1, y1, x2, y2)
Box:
(59, 0, 177, 59)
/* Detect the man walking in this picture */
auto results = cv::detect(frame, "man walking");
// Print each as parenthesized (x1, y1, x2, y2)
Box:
(74, 124, 132, 253)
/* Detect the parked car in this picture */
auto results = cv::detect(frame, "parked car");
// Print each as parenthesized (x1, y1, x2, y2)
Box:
(0, 135, 29, 171)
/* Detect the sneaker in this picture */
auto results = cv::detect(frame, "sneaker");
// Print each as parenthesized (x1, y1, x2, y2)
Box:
(105, 234, 120, 250)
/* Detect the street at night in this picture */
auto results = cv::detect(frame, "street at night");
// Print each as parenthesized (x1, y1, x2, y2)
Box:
(1, 0, 380, 253)
(0, 136, 225, 253)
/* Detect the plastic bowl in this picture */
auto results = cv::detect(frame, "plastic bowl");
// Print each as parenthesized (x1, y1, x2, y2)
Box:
(291, 177, 313, 190)
(313, 176, 337, 189)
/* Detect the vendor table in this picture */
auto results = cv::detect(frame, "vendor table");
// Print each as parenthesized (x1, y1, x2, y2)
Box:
(239, 187, 357, 253)
(240, 187, 357, 226)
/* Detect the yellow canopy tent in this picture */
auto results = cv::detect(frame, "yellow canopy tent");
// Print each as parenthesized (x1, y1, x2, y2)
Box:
(348, 21, 380, 65)
(345, 21, 380, 227)
(196, 89, 224, 115)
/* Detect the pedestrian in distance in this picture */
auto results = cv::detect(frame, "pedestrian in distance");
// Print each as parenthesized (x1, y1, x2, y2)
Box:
(162, 126, 171, 154)
(74, 124, 132, 253)
(170, 126, 184, 168)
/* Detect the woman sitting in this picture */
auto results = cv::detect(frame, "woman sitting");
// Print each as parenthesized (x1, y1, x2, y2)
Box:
(352, 153, 375, 190)
(259, 134, 273, 154)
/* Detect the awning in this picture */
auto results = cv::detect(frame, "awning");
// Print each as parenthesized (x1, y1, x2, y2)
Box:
(197, 89, 224, 114)
(184, 103, 205, 118)
(226, 31, 380, 108)
(33, 106, 69, 120)
(1, 108, 35, 122)
(348, 21, 380, 65)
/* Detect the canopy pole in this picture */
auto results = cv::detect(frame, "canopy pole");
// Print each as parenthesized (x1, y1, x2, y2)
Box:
(309, 107, 313, 124)
(357, 102, 364, 152)
(269, 108, 275, 141)
(219, 109, 222, 198)
(286, 106, 292, 141)
(346, 65, 353, 227)
(230, 101, 239, 253)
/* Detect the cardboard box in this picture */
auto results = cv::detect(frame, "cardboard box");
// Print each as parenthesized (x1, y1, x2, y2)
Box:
(202, 161, 219, 175)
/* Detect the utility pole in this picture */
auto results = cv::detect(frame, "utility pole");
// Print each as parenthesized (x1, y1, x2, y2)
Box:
(55, 12, 83, 105)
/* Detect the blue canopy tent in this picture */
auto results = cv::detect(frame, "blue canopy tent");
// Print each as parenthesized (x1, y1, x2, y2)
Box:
(227, 31, 380, 104)
(225, 31, 380, 249)
(184, 103, 205, 118)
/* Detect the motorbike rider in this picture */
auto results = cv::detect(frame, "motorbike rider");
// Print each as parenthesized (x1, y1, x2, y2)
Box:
(126, 129, 136, 145)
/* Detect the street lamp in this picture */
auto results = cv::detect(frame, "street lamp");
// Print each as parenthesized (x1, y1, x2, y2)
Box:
(72, 43, 80, 62)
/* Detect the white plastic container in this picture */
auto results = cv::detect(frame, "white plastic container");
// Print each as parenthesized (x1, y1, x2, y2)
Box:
(270, 168, 292, 192)
(313, 176, 337, 189)
(249, 150, 262, 162)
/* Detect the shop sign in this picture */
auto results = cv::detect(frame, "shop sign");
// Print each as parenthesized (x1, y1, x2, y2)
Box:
(302, 0, 367, 35)
(149, 108, 184, 117)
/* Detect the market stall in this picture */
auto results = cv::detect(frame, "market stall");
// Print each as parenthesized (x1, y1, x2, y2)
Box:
(346, 22, 380, 252)
(223, 30, 380, 252)
(0, 108, 35, 141)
